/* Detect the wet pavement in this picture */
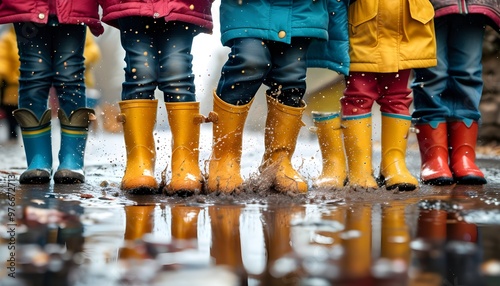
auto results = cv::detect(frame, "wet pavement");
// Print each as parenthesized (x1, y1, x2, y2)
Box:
(1, 123, 500, 286)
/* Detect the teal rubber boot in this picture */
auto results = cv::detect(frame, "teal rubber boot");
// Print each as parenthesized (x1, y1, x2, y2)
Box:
(54, 108, 94, 184)
(13, 109, 53, 184)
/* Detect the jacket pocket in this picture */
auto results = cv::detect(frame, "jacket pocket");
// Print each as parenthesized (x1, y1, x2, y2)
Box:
(348, 0, 378, 27)
(408, 0, 435, 24)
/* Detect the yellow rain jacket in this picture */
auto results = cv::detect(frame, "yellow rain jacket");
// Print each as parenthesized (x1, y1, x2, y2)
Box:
(348, 0, 437, 73)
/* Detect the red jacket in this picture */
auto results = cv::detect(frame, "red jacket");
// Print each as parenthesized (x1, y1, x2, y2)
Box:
(431, 0, 500, 32)
(99, 0, 213, 32)
(0, 0, 104, 36)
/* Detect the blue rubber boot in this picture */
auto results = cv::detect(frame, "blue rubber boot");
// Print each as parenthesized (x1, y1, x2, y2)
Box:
(54, 108, 95, 184)
(12, 109, 53, 184)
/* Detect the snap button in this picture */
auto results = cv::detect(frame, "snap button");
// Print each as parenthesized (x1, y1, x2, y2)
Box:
(38, 13, 45, 20)
(278, 30, 286, 38)
(153, 12, 160, 18)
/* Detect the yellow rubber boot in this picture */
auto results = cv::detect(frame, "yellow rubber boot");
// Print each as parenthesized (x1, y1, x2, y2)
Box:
(207, 91, 253, 193)
(378, 114, 418, 191)
(118, 99, 158, 194)
(259, 95, 308, 194)
(342, 115, 378, 189)
(311, 112, 347, 189)
(165, 102, 204, 195)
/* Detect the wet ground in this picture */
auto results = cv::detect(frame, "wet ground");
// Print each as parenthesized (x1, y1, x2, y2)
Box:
(1, 123, 500, 286)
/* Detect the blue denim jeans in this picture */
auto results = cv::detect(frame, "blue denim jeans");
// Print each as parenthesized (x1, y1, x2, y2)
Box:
(411, 14, 486, 126)
(216, 37, 311, 107)
(118, 17, 197, 102)
(14, 19, 86, 119)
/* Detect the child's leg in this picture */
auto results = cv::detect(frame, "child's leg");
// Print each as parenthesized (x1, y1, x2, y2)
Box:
(264, 39, 310, 107)
(48, 24, 94, 184)
(118, 16, 159, 100)
(376, 70, 418, 191)
(14, 22, 53, 117)
(156, 21, 203, 195)
(412, 17, 454, 185)
(157, 21, 197, 103)
(208, 38, 270, 193)
(52, 24, 86, 115)
(216, 38, 273, 105)
(259, 39, 311, 193)
(341, 72, 378, 189)
(445, 14, 487, 185)
(13, 22, 54, 183)
(115, 17, 161, 193)
(446, 14, 485, 125)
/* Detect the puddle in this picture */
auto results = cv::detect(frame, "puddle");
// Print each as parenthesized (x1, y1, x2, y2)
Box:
(1, 181, 500, 286)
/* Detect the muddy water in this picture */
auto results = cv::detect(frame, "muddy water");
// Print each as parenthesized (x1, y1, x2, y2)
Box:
(1, 180, 500, 286)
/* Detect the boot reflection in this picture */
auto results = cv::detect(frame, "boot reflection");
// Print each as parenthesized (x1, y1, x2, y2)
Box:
(120, 205, 155, 259)
(410, 199, 483, 286)
(339, 204, 372, 284)
(261, 206, 305, 285)
(5, 187, 85, 286)
(376, 203, 411, 285)
(409, 201, 447, 285)
(381, 203, 410, 261)
(445, 209, 482, 286)
(209, 204, 247, 284)
(171, 204, 201, 241)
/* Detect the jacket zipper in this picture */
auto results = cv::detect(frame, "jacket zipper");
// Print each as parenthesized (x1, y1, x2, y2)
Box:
(458, 0, 469, 14)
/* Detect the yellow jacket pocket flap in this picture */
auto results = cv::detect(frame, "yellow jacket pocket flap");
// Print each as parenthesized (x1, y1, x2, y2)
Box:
(349, 0, 378, 27)
(408, 0, 435, 24)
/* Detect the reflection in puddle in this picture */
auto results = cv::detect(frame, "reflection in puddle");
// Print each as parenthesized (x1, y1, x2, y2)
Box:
(1, 186, 500, 285)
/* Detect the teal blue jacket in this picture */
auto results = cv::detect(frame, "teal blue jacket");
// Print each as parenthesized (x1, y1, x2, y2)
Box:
(219, 0, 350, 75)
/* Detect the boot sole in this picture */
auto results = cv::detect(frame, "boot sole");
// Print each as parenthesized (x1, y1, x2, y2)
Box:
(421, 177, 455, 186)
(125, 187, 159, 195)
(54, 170, 85, 184)
(455, 175, 487, 185)
(378, 175, 417, 191)
(164, 189, 198, 197)
(20, 170, 51, 184)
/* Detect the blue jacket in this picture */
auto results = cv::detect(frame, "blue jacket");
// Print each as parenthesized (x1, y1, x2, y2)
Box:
(219, 0, 350, 75)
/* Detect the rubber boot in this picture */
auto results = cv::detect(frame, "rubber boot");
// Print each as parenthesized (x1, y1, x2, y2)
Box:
(207, 91, 253, 193)
(13, 109, 53, 184)
(54, 108, 94, 184)
(311, 112, 347, 189)
(165, 102, 204, 196)
(342, 115, 378, 189)
(259, 95, 308, 194)
(415, 122, 454, 185)
(118, 99, 158, 194)
(378, 114, 418, 191)
(448, 121, 487, 185)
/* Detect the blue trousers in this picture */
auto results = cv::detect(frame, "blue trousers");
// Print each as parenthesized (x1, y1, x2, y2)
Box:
(14, 19, 86, 119)
(118, 17, 197, 102)
(216, 37, 311, 107)
(411, 14, 486, 126)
